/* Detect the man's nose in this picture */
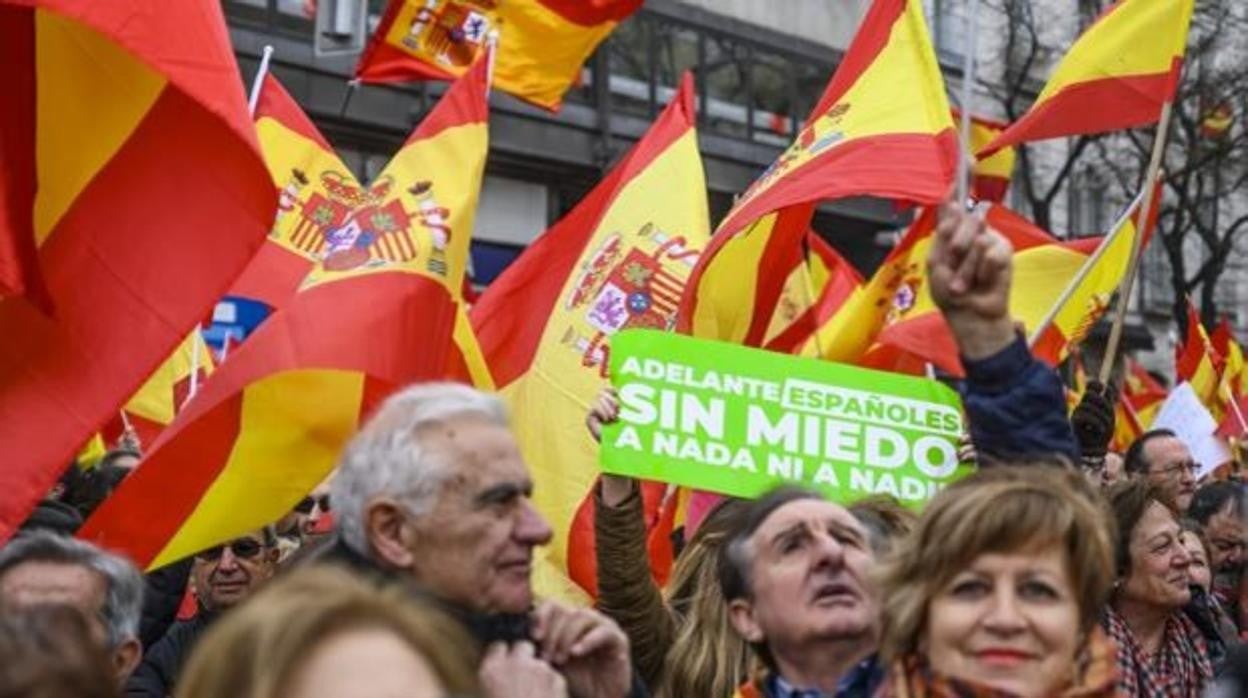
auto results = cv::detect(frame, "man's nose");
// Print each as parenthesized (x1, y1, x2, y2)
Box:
(811, 529, 847, 568)
(514, 499, 553, 546)
(217, 547, 241, 571)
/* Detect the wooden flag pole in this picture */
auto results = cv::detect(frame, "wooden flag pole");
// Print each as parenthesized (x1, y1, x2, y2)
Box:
(955, 0, 982, 206)
(1099, 100, 1174, 385)
(247, 45, 275, 118)
(1026, 187, 1148, 349)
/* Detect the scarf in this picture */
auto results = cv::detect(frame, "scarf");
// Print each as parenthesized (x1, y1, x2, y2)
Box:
(1101, 606, 1211, 697)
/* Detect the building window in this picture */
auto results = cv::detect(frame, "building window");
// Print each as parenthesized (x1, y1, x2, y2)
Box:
(1139, 233, 1178, 316)
(931, 0, 969, 65)
(1067, 168, 1106, 236)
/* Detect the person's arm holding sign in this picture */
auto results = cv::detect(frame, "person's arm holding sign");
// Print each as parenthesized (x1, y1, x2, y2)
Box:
(587, 389, 679, 690)
(928, 201, 1079, 464)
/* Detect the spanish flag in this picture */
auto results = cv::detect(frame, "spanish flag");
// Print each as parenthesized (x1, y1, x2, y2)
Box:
(681, 0, 956, 346)
(951, 109, 1015, 203)
(762, 233, 863, 354)
(80, 58, 491, 569)
(1175, 299, 1220, 411)
(1113, 358, 1165, 450)
(470, 75, 709, 599)
(101, 331, 216, 450)
(979, 0, 1195, 157)
(0, 3, 275, 541)
(806, 206, 1102, 376)
(1212, 317, 1244, 401)
(1029, 189, 1157, 366)
(716, 0, 956, 236)
(229, 74, 350, 310)
(678, 205, 816, 347)
(356, 0, 641, 111)
(873, 206, 1101, 376)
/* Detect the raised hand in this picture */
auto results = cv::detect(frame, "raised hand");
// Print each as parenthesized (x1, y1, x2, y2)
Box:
(585, 388, 620, 443)
(927, 200, 1016, 360)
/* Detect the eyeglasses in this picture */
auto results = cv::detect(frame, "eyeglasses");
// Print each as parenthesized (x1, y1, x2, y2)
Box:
(1154, 460, 1198, 478)
(294, 494, 330, 515)
(196, 538, 264, 561)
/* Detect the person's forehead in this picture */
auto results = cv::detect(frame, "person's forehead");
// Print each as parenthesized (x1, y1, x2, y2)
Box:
(1145, 436, 1190, 464)
(1, 561, 106, 608)
(1208, 506, 1245, 534)
(436, 416, 526, 477)
(1135, 501, 1178, 537)
(753, 498, 860, 539)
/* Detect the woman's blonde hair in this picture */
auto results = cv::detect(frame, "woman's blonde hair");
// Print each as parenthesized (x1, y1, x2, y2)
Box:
(176, 566, 479, 698)
(656, 498, 752, 698)
(876, 466, 1115, 662)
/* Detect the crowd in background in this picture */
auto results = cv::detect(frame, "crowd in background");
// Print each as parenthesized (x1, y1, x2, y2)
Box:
(0, 203, 1244, 698)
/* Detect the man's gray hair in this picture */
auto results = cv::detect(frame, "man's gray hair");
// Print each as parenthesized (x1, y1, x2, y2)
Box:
(332, 382, 508, 554)
(0, 530, 144, 647)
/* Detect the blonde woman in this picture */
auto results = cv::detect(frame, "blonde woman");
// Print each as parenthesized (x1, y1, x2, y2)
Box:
(876, 466, 1118, 697)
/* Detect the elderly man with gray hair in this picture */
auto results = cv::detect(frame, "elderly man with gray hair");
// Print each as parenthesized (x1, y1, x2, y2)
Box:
(326, 382, 638, 698)
(0, 530, 145, 686)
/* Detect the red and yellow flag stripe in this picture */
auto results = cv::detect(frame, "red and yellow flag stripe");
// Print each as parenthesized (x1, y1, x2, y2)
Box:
(802, 206, 1101, 376)
(680, 0, 955, 347)
(980, 0, 1195, 156)
(0, 2, 275, 541)
(1176, 299, 1220, 413)
(951, 109, 1015, 203)
(762, 233, 863, 354)
(715, 0, 957, 238)
(80, 58, 491, 569)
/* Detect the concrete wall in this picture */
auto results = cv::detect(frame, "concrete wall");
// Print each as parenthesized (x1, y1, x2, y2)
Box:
(673, 0, 870, 51)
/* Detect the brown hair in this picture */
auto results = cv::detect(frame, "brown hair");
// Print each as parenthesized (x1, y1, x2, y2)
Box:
(877, 466, 1115, 661)
(1105, 479, 1179, 579)
(657, 497, 752, 698)
(176, 566, 479, 698)
(0, 605, 118, 698)
(849, 495, 918, 556)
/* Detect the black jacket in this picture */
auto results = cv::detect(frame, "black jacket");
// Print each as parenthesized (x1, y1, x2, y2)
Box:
(125, 611, 216, 698)
(138, 558, 193, 651)
(313, 535, 649, 697)
(959, 335, 1080, 464)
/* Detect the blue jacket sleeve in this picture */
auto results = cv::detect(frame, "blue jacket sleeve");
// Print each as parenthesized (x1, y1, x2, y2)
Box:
(959, 334, 1079, 464)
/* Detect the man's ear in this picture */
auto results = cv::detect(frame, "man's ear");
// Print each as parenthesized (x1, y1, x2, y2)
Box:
(726, 597, 765, 644)
(365, 498, 416, 571)
(113, 638, 142, 684)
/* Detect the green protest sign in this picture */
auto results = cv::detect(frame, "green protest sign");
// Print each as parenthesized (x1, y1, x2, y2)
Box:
(601, 330, 972, 507)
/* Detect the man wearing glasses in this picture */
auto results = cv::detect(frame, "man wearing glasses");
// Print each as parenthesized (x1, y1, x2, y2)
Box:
(126, 528, 279, 697)
(1123, 428, 1199, 512)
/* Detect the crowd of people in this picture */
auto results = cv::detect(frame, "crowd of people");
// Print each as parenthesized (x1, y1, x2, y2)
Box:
(0, 203, 1244, 697)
